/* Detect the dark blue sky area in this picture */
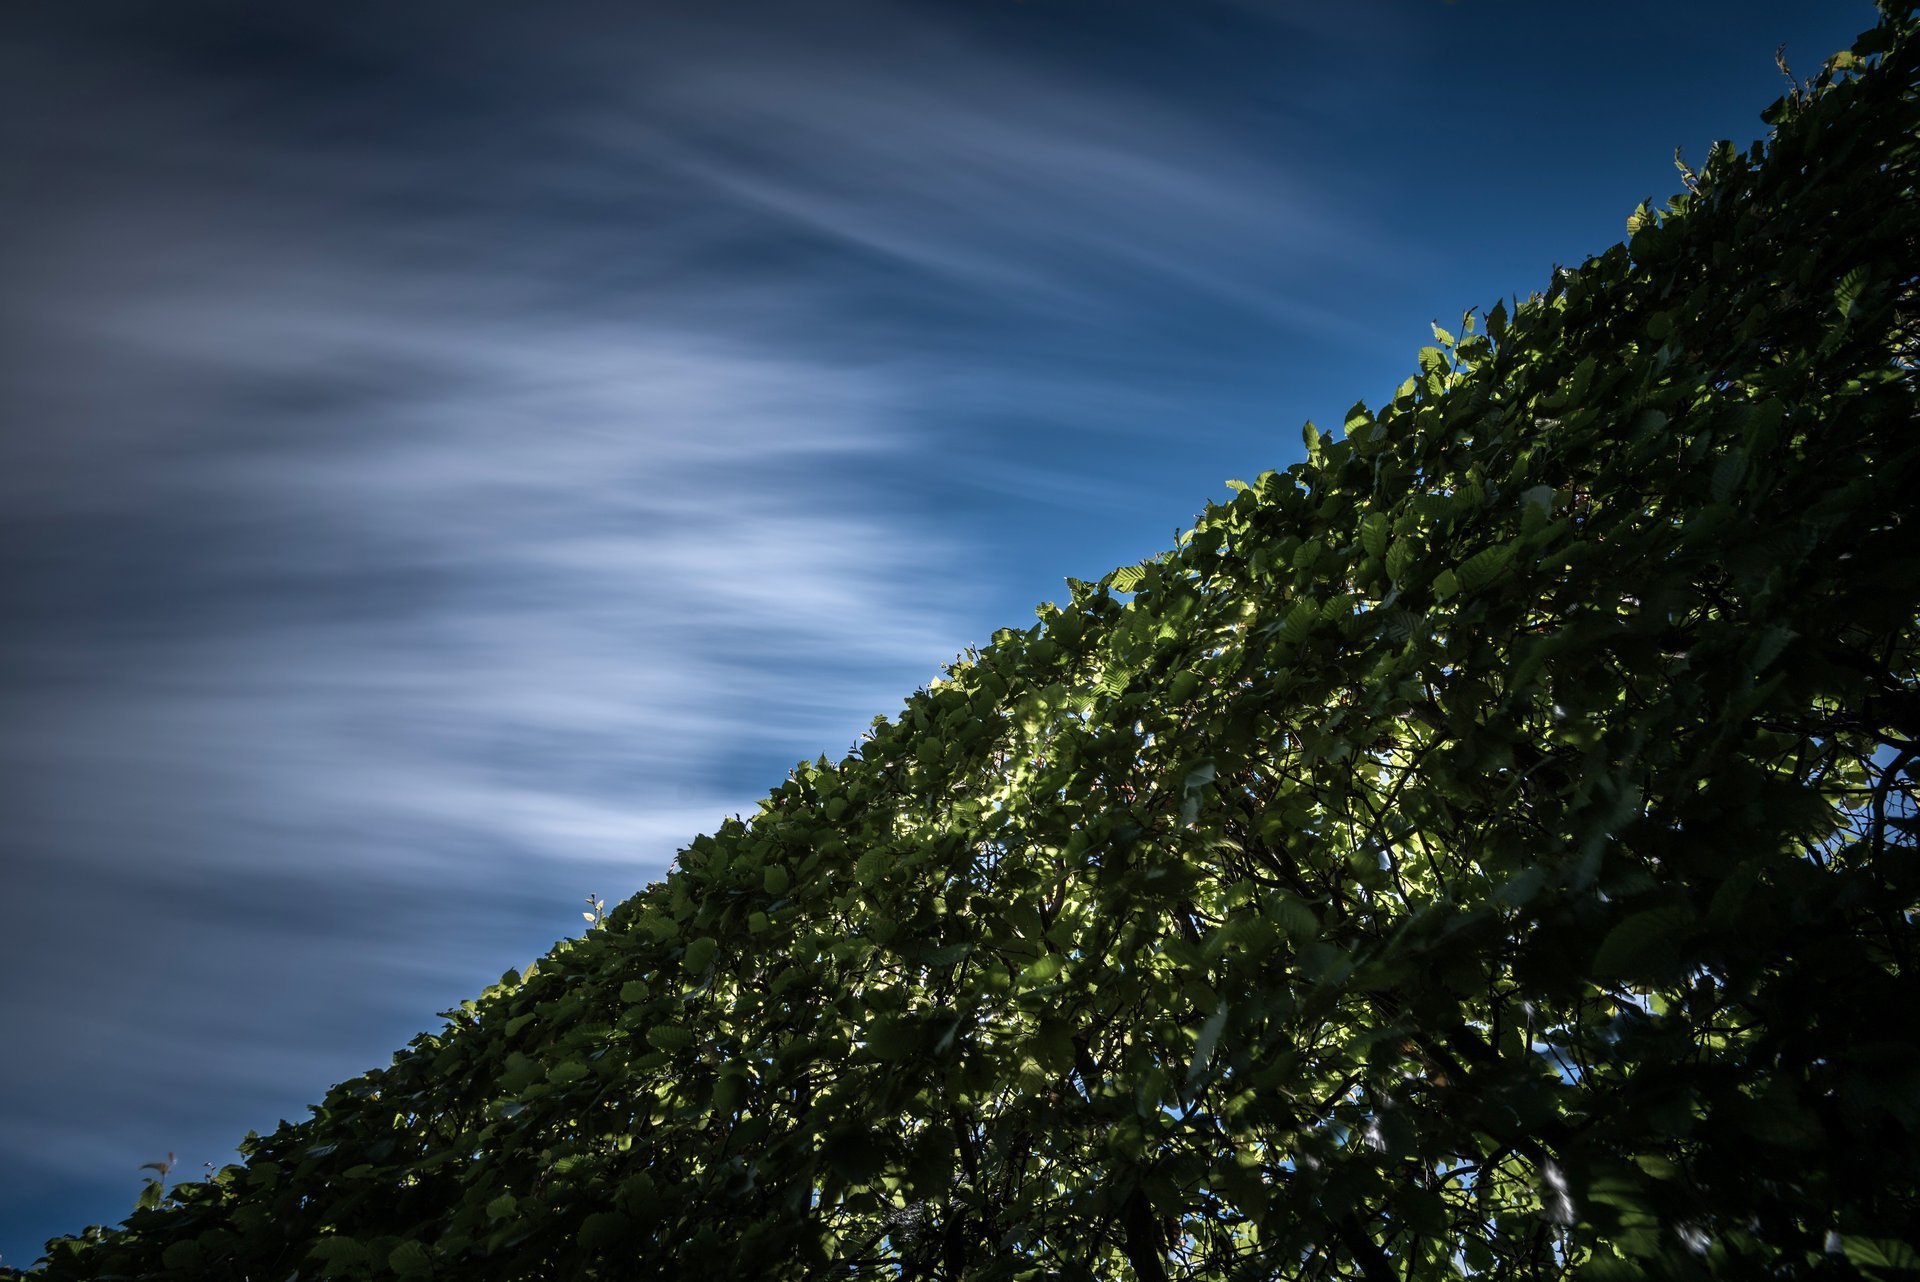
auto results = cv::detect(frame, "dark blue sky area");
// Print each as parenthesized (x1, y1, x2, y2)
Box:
(0, 0, 1874, 1265)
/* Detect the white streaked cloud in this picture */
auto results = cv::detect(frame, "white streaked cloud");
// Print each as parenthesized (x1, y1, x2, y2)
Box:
(4, 292, 970, 876)
(627, 30, 1371, 326)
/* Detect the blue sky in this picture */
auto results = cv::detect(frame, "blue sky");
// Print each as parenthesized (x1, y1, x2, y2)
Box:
(0, 0, 1874, 1264)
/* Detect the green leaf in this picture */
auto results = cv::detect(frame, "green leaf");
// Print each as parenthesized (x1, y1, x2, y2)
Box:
(763, 865, 791, 897)
(639, 911, 681, 944)
(1845, 1237, 1920, 1278)
(1709, 448, 1747, 503)
(1359, 512, 1389, 561)
(711, 1070, 749, 1116)
(1457, 544, 1514, 592)
(1593, 907, 1694, 979)
(1497, 865, 1549, 908)
(1577, 1250, 1649, 1280)
(1386, 540, 1416, 584)
(1835, 266, 1869, 319)
(161, 1240, 203, 1271)
(921, 941, 972, 967)
(580, 1211, 633, 1251)
(1021, 953, 1066, 986)
(863, 1015, 922, 1060)
(388, 1240, 434, 1277)
(547, 1060, 590, 1086)
(1271, 896, 1318, 943)
(309, 1236, 369, 1264)
(824, 1130, 886, 1184)
(1277, 600, 1319, 644)
(646, 1025, 695, 1053)
(1030, 1020, 1077, 1074)
(1187, 1002, 1230, 1091)
(1747, 623, 1796, 673)
(683, 936, 719, 975)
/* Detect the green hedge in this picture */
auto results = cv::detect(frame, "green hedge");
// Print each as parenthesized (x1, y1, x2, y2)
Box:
(22, 5, 1920, 1278)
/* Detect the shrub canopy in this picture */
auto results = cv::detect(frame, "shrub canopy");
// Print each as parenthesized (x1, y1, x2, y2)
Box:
(24, 6, 1920, 1279)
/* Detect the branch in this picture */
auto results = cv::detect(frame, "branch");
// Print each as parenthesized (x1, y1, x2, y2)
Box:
(1336, 1215, 1397, 1282)
(1119, 1186, 1170, 1282)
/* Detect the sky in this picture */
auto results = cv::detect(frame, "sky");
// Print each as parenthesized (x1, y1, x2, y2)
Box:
(0, 0, 1877, 1265)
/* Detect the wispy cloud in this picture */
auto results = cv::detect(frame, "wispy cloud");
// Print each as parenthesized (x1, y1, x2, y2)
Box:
(628, 25, 1371, 326)
(5, 294, 969, 856)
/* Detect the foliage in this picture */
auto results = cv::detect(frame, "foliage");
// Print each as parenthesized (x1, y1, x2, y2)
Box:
(18, 7, 1920, 1278)
(134, 1155, 176, 1215)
